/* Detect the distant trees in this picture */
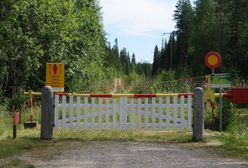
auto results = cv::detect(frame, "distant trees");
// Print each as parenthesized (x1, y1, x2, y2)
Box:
(152, 0, 248, 79)
(105, 38, 151, 78)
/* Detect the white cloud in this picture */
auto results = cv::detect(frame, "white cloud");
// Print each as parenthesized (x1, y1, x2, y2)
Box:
(100, 0, 177, 37)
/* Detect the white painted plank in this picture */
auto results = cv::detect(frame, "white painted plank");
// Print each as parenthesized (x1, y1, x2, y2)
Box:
(91, 98, 96, 129)
(84, 97, 88, 129)
(54, 95, 59, 128)
(166, 96, 170, 130)
(180, 96, 185, 129)
(98, 98, 103, 130)
(144, 98, 149, 128)
(106, 99, 110, 130)
(138, 98, 142, 128)
(119, 97, 123, 129)
(188, 96, 192, 130)
(123, 97, 127, 129)
(76, 96, 81, 129)
(173, 96, 178, 129)
(62, 96, 67, 127)
(130, 98, 135, 128)
(69, 96, 74, 128)
(151, 98, 156, 128)
(159, 97, 163, 129)
(112, 99, 117, 129)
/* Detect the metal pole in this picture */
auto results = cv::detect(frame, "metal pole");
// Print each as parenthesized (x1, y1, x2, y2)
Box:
(219, 89, 222, 131)
(170, 34, 173, 70)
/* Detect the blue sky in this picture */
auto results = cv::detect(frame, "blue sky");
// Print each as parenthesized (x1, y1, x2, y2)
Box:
(100, 0, 195, 63)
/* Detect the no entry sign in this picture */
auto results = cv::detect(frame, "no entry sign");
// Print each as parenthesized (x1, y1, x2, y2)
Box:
(46, 63, 64, 92)
(204, 51, 222, 69)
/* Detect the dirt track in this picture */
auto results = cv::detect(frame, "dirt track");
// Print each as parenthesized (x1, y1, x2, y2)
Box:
(18, 141, 248, 168)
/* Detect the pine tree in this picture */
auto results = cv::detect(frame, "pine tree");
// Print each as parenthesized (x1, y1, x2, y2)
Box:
(152, 45, 161, 76)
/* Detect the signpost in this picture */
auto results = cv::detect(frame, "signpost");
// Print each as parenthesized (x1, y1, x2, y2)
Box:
(211, 73, 231, 89)
(204, 51, 222, 74)
(204, 51, 224, 131)
(46, 63, 64, 92)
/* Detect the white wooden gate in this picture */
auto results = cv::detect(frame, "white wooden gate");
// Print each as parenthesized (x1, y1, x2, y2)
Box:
(54, 93, 192, 130)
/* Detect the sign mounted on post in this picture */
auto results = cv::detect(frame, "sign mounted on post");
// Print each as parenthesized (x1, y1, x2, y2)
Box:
(211, 73, 231, 88)
(46, 63, 64, 92)
(204, 51, 222, 69)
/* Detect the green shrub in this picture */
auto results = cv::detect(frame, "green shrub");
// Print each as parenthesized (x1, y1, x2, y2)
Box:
(7, 95, 28, 112)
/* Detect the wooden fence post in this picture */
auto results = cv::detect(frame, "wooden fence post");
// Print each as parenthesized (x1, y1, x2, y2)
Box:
(193, 87, 204, 141)
(41, 86, 54, 139)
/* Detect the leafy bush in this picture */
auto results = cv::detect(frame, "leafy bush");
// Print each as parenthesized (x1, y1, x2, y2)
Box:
(7, 95, 28, 112)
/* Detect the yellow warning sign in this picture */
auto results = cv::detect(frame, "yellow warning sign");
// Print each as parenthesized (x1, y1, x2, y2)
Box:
(46, 63, 64, 92)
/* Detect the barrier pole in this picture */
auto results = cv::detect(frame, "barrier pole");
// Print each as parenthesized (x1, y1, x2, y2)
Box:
(29, 90, 34, 122)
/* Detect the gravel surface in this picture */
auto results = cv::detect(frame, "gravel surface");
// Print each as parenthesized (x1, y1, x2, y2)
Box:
(18, 141, 248, 168)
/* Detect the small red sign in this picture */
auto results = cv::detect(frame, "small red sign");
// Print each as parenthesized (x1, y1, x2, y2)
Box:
(204, 51, 222, 69)
(13, 112, 20, 126)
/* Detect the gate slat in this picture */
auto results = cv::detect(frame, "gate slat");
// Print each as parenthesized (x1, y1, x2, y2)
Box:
(54, 95, 59, 128)
(159, 97, 163, 129)
(62, 96, 66, 127)
(130, 98, 135, 128)
(99, 98, 103, 130)
(77, 96, 81, 129)
(84, 97, 89, 129)
(166, 96, 170, 130)
(188, 96, 192, 130)
(145, 98, 149, 128)
(180, 96, 185, 130)
(69, 96, 74, 128)
(151, 98, 156, 128)
(112, 99, 117, 129)
(138, 98, 142, 128)
(173, 96, 178, 129)
(92, 98, 96, 129)
(123, 97, 127, 129)
(106, 99, 110, 130)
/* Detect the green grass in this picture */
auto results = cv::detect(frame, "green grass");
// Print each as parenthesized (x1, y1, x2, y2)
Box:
(1, 104, 248, 162)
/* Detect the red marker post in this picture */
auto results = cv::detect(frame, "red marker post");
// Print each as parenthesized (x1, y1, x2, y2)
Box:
(13, 112, 20, 139)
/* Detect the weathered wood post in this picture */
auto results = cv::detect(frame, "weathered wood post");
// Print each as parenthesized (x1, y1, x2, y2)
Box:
(193, 87, 204, 141)
(41, 86, 54, 139)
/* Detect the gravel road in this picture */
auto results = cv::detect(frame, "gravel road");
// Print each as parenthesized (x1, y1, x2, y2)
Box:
(18, 141, 248, 168)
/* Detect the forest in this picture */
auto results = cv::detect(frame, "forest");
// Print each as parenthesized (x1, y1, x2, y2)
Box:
(0, 0, 247, 97)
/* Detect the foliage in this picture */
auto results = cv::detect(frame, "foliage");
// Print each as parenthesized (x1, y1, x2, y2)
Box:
(151, 71, 192, 93)
(0, 0, 107, 95)
(152, 0, 248, 79)
(7, 94, 28, 112)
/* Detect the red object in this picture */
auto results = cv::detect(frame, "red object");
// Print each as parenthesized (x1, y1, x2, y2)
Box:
(224, 88, 248, 104)
(204, 51, 222, 69)
(29, 99, 32, 108)
(55, 93, 69, 96)
(178, 93, 193, 98)
(90, 94, 112, 98)
(53, 64, 58, 74)
(13, 112, 20, 126)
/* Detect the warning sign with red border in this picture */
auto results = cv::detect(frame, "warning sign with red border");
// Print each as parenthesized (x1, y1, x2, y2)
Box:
(46, 63, 64, 92)
(204, 51, 222, 69)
